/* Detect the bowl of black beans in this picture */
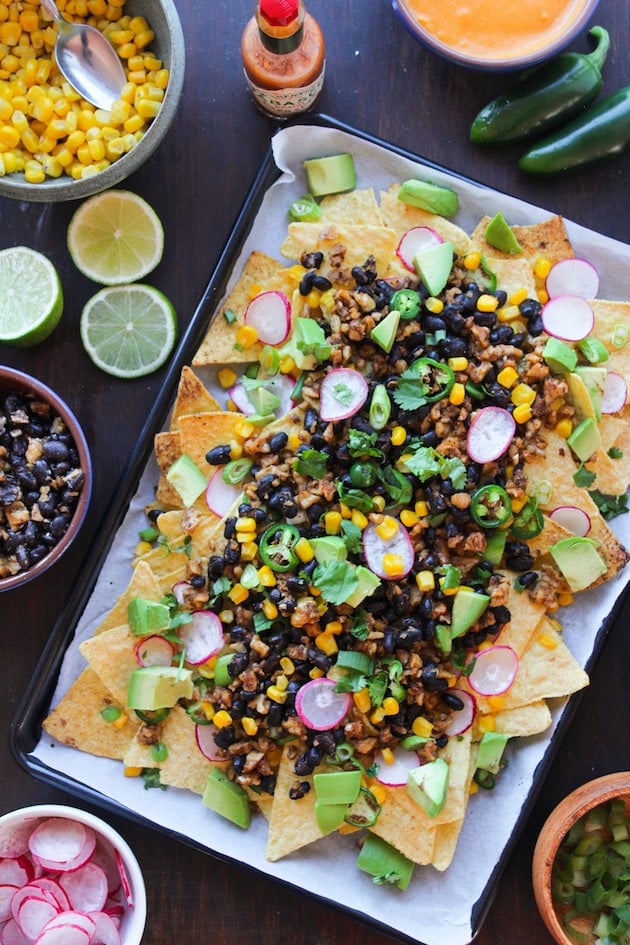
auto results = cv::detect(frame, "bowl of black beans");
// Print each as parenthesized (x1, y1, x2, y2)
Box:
(0, 366, 92, 592)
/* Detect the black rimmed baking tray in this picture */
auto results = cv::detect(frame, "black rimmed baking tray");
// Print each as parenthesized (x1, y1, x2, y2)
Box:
(10, 114, 630, 945)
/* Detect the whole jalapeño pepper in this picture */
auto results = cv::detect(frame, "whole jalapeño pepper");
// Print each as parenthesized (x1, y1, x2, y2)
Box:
(470, 26, 610, 145)
(519, 84, 630, 174)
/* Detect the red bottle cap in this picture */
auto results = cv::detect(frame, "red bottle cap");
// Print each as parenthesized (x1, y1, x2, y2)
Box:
(259, 0, 299, 27)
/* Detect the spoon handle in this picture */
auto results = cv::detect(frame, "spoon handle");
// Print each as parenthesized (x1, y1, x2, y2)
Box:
(39, 0, 63, 24)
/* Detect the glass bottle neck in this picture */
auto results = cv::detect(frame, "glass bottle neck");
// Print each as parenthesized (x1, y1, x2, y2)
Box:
(256, 0, 305, 53)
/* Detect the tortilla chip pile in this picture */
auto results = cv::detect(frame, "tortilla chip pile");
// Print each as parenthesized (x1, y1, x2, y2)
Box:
(44, 180, 630, 882)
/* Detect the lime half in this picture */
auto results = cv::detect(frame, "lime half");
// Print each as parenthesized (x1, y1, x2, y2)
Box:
(68, 190, 165, 285)
(80, 284, 177, 378)
(0, 247, 63, 347)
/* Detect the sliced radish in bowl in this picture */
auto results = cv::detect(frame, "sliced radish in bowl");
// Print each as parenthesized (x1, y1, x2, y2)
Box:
(362, 518, 414, 580)
(545, 257, 599, 300)
(467, 645, 518, 696)
(295, 677, 351, 731)
(549, 506, 591, 537)
(195, 723, 228, 762)
(178, 610, 224, 665)
(244, 290, 291, 346)
(375, 747, 420, 787)
(205, 469, 243, 518)
(396, 226, 443, 272)
(134, 635, 175, 668)
(541, 295, 594, 342)
(28, 819, 95, 873)
(601, 371, 627, 414)
(319, 368, 369, 422)
(467, 406, 516, 463)
(444, 689, 476, 736)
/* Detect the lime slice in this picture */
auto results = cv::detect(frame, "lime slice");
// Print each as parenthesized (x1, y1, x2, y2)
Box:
(67, 190, 165, 285)
(80, 284, 177, 378)
(0, 247, 63, 347)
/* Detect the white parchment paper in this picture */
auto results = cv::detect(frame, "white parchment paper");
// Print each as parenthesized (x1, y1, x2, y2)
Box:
(33, 123, 630, 945)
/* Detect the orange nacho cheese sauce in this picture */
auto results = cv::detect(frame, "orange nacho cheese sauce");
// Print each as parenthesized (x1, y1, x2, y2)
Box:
(403, 0, 590, 61)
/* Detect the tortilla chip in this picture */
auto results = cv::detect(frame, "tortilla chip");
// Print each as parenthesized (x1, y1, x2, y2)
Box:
(93, 560, 163, 636)
(265, 745, 328, 861)
(153, 508, 226, 559)
(129, 705, 221, 794)
(431, 819, 464, 872)
(474, 700, 552, 738)
(178, 411, 244, 477)
(192, 251, 282, 366)
(319, 188, 383, 226)
(42, 668, 132, 760)
(280, 222, 398, 276)
(370, 791, 436, 866)
(79, 624, 138, 706)
(471, 214, 574, 266)
(170, 366, 222, 429)
(495, 576, 549, 657)
(482, 255, 536, 298)
(379, 186, 472, 256)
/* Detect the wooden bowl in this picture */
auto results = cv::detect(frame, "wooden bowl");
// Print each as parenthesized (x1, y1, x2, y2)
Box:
(532, 772, 630, 945)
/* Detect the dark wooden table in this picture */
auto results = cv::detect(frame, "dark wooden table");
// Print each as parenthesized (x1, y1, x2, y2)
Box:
(2, 1, 630, 942)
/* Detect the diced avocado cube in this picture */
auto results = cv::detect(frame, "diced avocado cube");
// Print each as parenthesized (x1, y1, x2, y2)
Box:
(450, 588, 491, 639)
(407, 757, 449, 818)
(315, 800, 348, 835)
(484, 530, 507, 565)
(213, 652, 235, 687)
(356, 832, 415, 890)
(344, 565, 380, 607)
(370, 307, 401, 353)
(543, 337, 577, 374)
(127, 597, 170, 636)
(476, 731, 509, 774)
(397, 179, 459, 217)
(549, 536, 608, 592)
(303, 153, 356, 197)
(313, 769, 362, 806)
(166, 453, 207, 507)
(202, 768, 251, 829)
(567, 417, 602, 462)
(309, 536, 348, 563)
(127, 666, 194, 711)
(484, 212, 523, 254)
(413, 241, 454, 297)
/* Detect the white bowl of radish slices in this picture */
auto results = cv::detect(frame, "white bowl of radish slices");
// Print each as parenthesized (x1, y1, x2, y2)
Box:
(0, 805, 146, 945)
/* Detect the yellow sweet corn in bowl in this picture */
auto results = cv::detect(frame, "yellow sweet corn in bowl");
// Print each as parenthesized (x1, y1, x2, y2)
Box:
(0, 0, 184, 201)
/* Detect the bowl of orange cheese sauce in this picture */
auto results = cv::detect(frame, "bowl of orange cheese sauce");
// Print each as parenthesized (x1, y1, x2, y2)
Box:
(391, 0, 600, 70)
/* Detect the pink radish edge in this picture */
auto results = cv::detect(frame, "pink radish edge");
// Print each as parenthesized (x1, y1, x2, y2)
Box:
(244, 290, 291, 346)
(134, 635, 175, 668)
(295, 678, 351, 731)
(395, 226, 443, 272)
(545, 257, 599, 300)
(375, 747, 420, 787)
(195, 723, 228, 762)
(319, 368, 369, 422)
(205, 468, 243, 518)
(549, 506, 591, 537)
(444, 689, 476, 736)
(467, 645, 518, 697)
(362, 520, 414, 580)
(466, 406, 516, 463)
(541, 295, 594, 342)
(602, 371, 627, 414)
(177, 610, 224, 665)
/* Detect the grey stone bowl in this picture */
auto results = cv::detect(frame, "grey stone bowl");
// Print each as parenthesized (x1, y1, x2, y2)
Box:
(0, 0, 185, 202)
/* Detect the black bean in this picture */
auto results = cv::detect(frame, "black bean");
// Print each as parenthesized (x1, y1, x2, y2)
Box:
(269, 432, 288, 453)
(441, 691, 465, 711)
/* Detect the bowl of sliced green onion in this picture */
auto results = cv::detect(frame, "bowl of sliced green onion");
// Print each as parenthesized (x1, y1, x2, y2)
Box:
(532, 772, 630, 945)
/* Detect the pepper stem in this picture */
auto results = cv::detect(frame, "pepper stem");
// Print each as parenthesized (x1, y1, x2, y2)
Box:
(586, 26, 610, 75)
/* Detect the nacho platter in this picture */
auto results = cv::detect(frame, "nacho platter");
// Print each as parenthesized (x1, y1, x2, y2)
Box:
(11, 117, 630, 945)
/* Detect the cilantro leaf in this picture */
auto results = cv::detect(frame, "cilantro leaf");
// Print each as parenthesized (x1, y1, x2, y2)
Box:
(589, 489, 629, 520)
(312, 560, 360, 605)
(340, 519, 363, 554)
(573, 464, 597, 488)
(608, 446, 623, 459)
(293, 448, 329, 478)
(403, 446, 467, 489)
(347, 429, 384, 459)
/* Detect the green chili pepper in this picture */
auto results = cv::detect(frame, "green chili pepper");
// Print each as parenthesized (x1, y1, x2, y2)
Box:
(222, 457, 253, 484)
(471, 26, 610, 146)
(259, 524, 301, 572)
(389, 288, 421, 320)
(470, 484, 512, 529)
(511, 497, 544, 539)
(519, 83, 630, 175)
(349, 461, 377, 488)
(134, 707, 171, 724)
(288, 193, 321, 222)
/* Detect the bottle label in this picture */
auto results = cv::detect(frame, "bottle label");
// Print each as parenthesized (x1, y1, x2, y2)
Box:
(245, 62, 325, 118)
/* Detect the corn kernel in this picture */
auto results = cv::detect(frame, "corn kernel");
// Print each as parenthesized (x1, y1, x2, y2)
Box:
(537, 288, 549, 305)
(235, 324, 258, 348)
(415, 570, 435, 593)
(370, 706, 385, 725)
(533, 256, 551, 280)
(477, 715, 495, 733)
(124, 766, 142, 778)
(324, 511, 342, 535)
(510, 495, 528, 514)
(415, 500, 428, 517)
(235, 516, 256, 533)
(469, 781, 479, 795)
(262, 599, 278, 620)
(353, 688, 372, 713)
(555, 418, 573, 438)
(23, 158, 44, 182)
(112, 713, 128, 729)
(241, 717, 258, 736)
(228, 583, 249, 605)
(133, 539, 152, 557)
(235, 419, 254, 438)
(511, 383, 536, 406)
(448, 356, 468, 372)
(309, 666, 325, 679)
(295, 536, 314, 562)
(509, 287, 528, 306)
(557, 591, 574, 607)
(537, 632, 559, 650)
(497, 366, 519, 389)
(380, 746, 395, 765)
(257, 565, 276, 588)
(371, 495, 386, 512)
(449, 382, 465, 406)
(315, 632, 338, 656)
(240, 541, 258, 561)
(280, 656, 295, 676)
(217, 367, 238, 389)
(350, 508, 368, 530)
(486, 695, 505, 711)
(513, 403, 533, 424)
(375, 515, 398, 541)
(412, 716, 433, 738)
(400, 509, 419, 528)
(213, 709, 232, 729)
(464, 250, 481, 269)
(476, 294, 499, 313)
(279, 354, 296, 375)
(383, 553, 403, 576)
(325, 620, 343, 635)
(390, 425, 406, 447)
(425, 296, 443, 314)
(382, 697, 400, 716)
(339, 502, 352, 520)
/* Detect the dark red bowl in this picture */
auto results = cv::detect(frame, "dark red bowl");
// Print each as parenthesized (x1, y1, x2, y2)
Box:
(0, 366, 92, 592)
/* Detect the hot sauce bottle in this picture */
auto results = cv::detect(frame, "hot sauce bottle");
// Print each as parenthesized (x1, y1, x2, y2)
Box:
(241, 0, 325, 119)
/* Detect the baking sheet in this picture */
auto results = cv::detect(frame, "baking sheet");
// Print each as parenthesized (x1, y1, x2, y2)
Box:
(14, 119, 630, 945)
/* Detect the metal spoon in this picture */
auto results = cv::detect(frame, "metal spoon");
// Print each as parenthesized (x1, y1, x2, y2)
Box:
(40, 0, 126, 110)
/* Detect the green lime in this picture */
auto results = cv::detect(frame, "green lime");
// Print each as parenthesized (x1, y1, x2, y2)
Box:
(80, 284, 177, 378)
(0, 246, 63, 347)
(67, 190, 165, 285)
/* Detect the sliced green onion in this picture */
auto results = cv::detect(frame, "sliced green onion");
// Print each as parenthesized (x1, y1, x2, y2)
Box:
(260, 345, 280, 375)
(368, 384, 391, 430)
(151, 741, 168, 762)
(100, 705, 122, 723)
(222, 457, 253, 485)
(336, 650, 374, 675)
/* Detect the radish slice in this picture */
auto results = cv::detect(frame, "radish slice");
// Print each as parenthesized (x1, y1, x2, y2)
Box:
(319, 368, 369, 422)
(16, 896, 59, 941)
(375, 747, 420, 787)
(444, 689, 476, 736)
(85, 911, 121, 945)
(227, 381, 255, 415)
(195, 723, 228, 762)
(549, 506, 591, 537)
(178, 610, 224, 665)
(28, 821, 95, 873)
(295, 677, 351, 731)
(362, 518, 414, 580)
(114, 850, 133, 908)
(244, 290, 291, 346)
(467, 406, 516, 463)
(601, 371, 627, 414)
(10, 885, 60, 924)
(1, 884, 18, 922)
(229, 373, 297, 419)
(58, 862, 108, 914)
(34, 924, 91, 945)
(134, 635, 174, 668)
(467, 645, 518, 696)
(27, 879, 70, 912)
(205, 469, 243, 518)
(545, 257, 599, 300)
(396, 226, 443, 272)
(89, 839, 121, 897)
(0, 858, 33, 888)
(541, 295, 594, 342)
(1, 918, 31, 945)
(0, 821, 38, 859)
